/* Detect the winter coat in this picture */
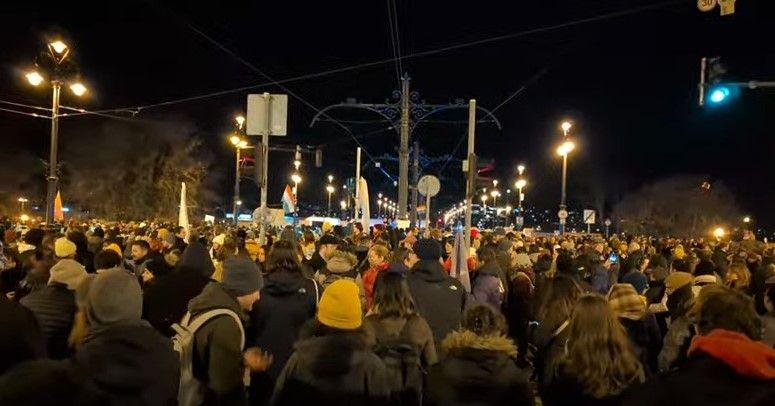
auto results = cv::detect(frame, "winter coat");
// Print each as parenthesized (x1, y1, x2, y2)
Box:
(472, 262, 506, 311)
(304, 251, 327, 274)
(20, 282, 77, 359)
(249, 271, 319, 381)
(658, 314, 695, 371)
(544, 365, 630, 406)
(534, 320, 570, 398)
(407, 260, 468, 347)
(363, 314, 438, 368)
(73, 321, 179, 406)
(590, 263, 611, 295)
(619, 313, 662, 375)
(762, 313, 775, 347)
(425, 330, 533, 406)
(0, 298, 46, 374)
(142, 242, 213, 336)
(272, 329, 390, 406)
(363, 262, 389, 309)
(188, 282, 249, 405)
(624, 329, 775, 406)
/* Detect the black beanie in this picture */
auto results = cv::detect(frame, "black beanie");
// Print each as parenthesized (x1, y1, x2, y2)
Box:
(413, 239, 441, 261)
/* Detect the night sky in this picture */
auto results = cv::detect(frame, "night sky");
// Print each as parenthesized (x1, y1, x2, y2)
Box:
(2, 1, 774, 226)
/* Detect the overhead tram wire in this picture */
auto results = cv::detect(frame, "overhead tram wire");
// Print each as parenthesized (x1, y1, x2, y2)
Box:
(63, 0, 681, 117)
(182, 22, 396, 181)
(386, 0, 402, 88)
(390, 0, 404, 76)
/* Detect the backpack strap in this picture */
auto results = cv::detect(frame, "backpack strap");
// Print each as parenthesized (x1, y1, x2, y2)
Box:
(184, 309, 246, 350)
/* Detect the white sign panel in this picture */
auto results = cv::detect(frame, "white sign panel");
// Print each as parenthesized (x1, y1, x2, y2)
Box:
(246, 94, 288, 136)
(583, 209, 596, 224)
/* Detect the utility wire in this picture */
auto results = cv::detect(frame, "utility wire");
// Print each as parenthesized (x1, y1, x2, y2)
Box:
(491, 68, 548, 113)
(386, 0, 402, 89)
(0, 106, 50, 119)
(76, 0, 680, 115)
(391, 0, 404, 75)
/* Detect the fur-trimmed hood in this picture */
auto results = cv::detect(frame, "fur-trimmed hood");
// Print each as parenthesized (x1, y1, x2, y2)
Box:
(442, 329, 518, 358)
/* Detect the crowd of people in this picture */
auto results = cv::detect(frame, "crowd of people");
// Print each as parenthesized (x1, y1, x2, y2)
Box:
(0, 219, 774, 405)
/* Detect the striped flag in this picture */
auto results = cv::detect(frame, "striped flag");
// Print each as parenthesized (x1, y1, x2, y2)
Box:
(281, 184, 296, 214)
(54, 191, 64, 221)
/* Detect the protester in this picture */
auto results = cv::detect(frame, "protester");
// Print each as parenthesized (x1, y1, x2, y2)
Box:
(471, 245, 506, 311)
(0, 296, 46, 374)
(304, 234, 340, 274)
(607, 283, 662, 374)
(425, 305, 534, 406)
(20, 237, 86, 359)
(658, 271, 697, 371)
(249, 240, 321, 404)
(625, 286, 775, 405)
(128, 239, 155, 277)
(364, 271, 437, 401)
(543, 294, 645, 405)
(185, 252, 264, 405)
(407, 239, 467, 348)
(72, 269, 179, 405)
(363, 244, 390, 309)
(725, 261, 752, 291)
(272, 279, 389, 405)
(762, 277, 775, 346)
(143, 241, 214, 336)
(316, 249, 366, 306)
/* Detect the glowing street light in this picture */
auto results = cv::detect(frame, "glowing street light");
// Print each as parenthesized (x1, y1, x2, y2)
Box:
(235, 115, 245, 129)
(517, 164, 526, 175)
(556, 140, 575, 156)
(49, 40, 68, 54)
(325, 184, 335, 214)
(20, 214, 30, 223)
(340, 200, 347, 210)
(713, 227, 726, 239)
(230, 135, 242, 146)
(561, 121, 572, 136)
(69, 82, 87, 96)
(229, 132, 249, 225)
(291, 173, 302, 184)
(743, 216, 751, 224)
(480, 194, 488, 209)
(328, 174, 334, 183)
(26, 71, 44, 86)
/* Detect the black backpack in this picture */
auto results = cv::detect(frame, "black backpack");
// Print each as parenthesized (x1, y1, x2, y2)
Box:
(371, 318, 424, 406)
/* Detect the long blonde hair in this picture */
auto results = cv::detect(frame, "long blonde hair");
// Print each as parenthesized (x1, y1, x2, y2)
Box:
(562, 294, 645, 398)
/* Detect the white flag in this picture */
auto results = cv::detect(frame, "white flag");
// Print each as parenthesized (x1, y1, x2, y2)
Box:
(358, 177, 370, 231)
(178, 182, 190, 237)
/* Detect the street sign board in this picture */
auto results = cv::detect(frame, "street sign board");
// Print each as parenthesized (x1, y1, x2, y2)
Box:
(558, 209, 568, 220)
(246, 94, 288, 136)
(515, 216, 524, 227)
(718, 0, 735, 15)
(417, 175, 440, 197)
(583, 209, 596, 224)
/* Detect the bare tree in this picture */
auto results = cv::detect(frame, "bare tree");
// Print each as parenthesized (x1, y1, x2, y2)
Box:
(612, 175, 741, 237)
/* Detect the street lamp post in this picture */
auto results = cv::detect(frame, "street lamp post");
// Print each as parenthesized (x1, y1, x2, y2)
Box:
(230, 116, 247, 225)
(26, 40, 87, 226)
(557, 121, 574, 234)
(326, 184, 335, 215)
(291, 173, 302, 213)
(17, 197, 29, 213)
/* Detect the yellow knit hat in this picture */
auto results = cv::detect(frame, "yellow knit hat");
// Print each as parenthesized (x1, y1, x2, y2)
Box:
(55, 237, 77, 258)
(104, 243, 122, 257)
(317, 279, 362, 330)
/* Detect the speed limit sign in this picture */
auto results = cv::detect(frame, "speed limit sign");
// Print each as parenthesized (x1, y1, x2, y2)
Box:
(697, 0, 715, 12)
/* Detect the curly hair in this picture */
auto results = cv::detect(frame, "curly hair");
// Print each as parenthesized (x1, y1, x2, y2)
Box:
(462, 305, 507, 336)
(562, 294, 645, 398)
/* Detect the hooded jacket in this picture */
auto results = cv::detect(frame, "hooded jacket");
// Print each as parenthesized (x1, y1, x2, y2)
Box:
(249, 270, 319, 392)
(425, 330, 533, 406)
(73, 322, 179, 406)
(472, 261, 506, 311)
(273, 328, 390, 406)
(20, 282, 77, 359)
(408, 260, 467, 347)
(625, 329, 775, 406)
(0, 298, 46, 374)
(142, 242, 213, 336)
(363, 313, 438, 368)
(188, 282, 248, 405)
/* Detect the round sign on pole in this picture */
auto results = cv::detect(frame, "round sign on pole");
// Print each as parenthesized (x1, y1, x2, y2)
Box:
(697, 0, 715, 12)
(417, 175, 441, 197)
(557, 209, 568, 220)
